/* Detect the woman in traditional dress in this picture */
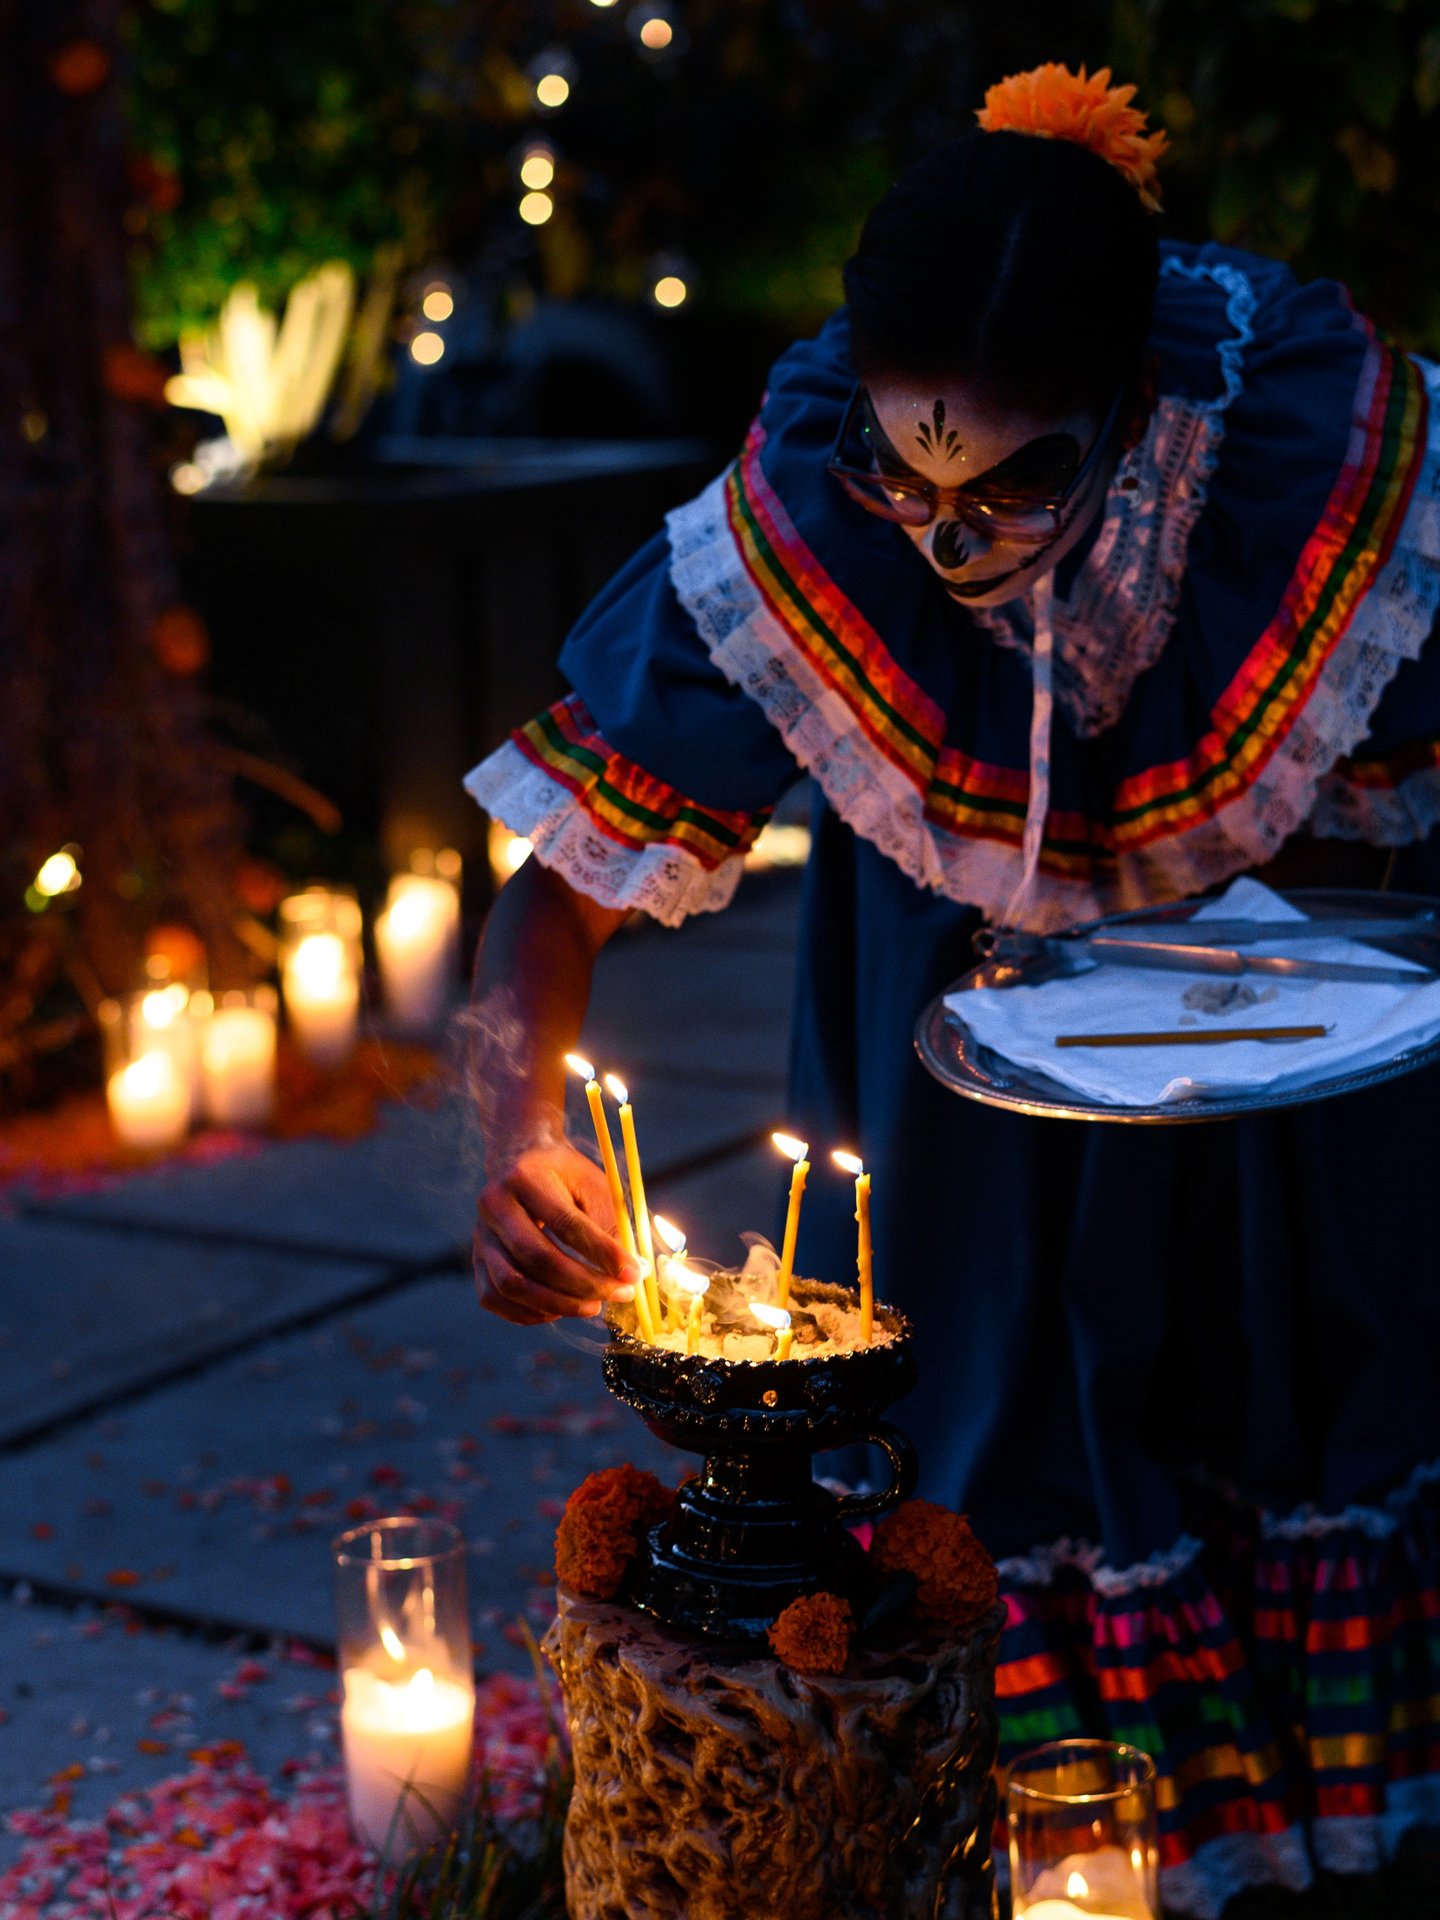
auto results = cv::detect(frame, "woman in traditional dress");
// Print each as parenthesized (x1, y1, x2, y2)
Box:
(464, 65, 1440, 1916)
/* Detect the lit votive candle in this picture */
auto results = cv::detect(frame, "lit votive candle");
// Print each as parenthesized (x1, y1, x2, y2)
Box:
(283, 931, 359, 1067)
(376, 864, 460, 1033)
(106, 1051, 189, 1151)
(751, 1301, 793, 1360)
(340, 1664, 475, 1855)
(200, 987, 278, 1128)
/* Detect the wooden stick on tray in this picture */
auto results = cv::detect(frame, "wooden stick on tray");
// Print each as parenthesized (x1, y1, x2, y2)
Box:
(1055, 1025, 1330, 1049)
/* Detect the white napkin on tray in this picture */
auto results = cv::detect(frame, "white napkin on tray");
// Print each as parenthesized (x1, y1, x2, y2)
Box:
(946, 876, 1440, 1108)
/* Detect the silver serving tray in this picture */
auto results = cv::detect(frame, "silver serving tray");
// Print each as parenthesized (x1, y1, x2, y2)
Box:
(915, 889, 1440, 1124)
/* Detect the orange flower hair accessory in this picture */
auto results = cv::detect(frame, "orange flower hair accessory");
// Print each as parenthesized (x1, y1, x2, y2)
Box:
(767, 1591, 854, 1674)
(976, 63, 1168, 214)
(554, 1464, 673, 1601)
(871, 1500, 1000, 1629)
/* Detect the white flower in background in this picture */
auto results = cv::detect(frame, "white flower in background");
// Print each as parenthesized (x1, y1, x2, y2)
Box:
(165, 260, 356, 470)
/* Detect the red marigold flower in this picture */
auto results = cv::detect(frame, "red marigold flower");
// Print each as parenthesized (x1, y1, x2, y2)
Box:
(767, 1591, 853, 1674)
(553, 1465, 672, 1601)
(871, 1501, 1000, 1629)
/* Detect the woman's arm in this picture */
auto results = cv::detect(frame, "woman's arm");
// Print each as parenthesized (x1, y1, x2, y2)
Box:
(468, 858, 642, 1325)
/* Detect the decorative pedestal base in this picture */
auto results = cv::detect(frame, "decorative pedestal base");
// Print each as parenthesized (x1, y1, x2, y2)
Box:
(544, 1589, 1003, 1920)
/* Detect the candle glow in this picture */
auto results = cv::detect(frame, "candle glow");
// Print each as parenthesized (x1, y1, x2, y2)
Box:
(673, 1263, 710, 1354)
(566, 1054, 639, 1268)
(750, 1301, 793, 1361)
(340, 1664, 474, 1855)
(651, 1214, 686, 1331)
(832, 1149, 874, 1343)
(106, 1050, 189, 1151)
(772, 1132, 810, 1309)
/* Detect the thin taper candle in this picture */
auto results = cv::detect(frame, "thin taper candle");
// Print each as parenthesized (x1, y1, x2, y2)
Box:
(566, 1055, 638, 1270)
(772, 1132, 809, 1310)
(833, 1150, 873, 1344)
(606, 1075, 662, 1334)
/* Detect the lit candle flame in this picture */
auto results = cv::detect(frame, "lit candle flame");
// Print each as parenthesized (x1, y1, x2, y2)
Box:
(750, 1303, 791, 1333)
(411, 1667, 434, 1697)
(671, 1263, 709, 1298)
(652, 1214, 686, 1255)
(379, 1623, 405, 1663)
(564, 1052, 596, 1082)
(1066, 1871, 1090, 1900)
(603, 1072, 628, 1105)
(772, 1131, 808, 1163)
(832, 1148, 864, 1176)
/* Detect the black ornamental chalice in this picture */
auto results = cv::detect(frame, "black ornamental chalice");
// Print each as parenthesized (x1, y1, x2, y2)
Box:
(603, 1280, 917, 1643)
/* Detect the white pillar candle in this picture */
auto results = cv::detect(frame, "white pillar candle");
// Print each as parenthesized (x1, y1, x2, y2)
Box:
(106, 1050, 189, 1150)
(200, 999, 277, 1127)
(282, 931, 359, 1068)
(341, 1664, 475, 1856)
(376, 872, 459, 1032)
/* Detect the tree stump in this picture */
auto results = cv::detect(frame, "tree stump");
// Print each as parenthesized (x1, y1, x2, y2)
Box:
(544, 1589, 1003, 1920)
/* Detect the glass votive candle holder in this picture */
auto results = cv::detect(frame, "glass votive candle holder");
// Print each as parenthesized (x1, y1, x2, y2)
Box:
(375, 850, 462, 1034)
(98, 993, 192, 1151)
(333, 1517, 475, 1859)
(278, 885, 362, 1069)
(1006, 1739, 1159, 1920)
(199, 984, 278, 1128)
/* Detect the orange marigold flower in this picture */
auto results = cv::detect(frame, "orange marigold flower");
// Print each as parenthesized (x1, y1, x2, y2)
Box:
(554, 1465, 672, 1601)
(977, 63, 1168, 214)
(767, 1591, 854, 1674)
(871, 1500, 999, 1629)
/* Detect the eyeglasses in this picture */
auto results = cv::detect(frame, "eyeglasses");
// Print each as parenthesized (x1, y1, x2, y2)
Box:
(827, 382, 1125, 546)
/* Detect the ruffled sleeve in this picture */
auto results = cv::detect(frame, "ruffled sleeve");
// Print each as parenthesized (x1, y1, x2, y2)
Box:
(463, 531, 797, 925)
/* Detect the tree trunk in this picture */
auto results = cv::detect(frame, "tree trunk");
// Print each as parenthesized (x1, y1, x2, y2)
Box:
(0, 0, 248, 1100)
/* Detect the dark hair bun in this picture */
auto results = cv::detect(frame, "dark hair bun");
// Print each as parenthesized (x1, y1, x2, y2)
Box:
(843, 131, 1159, 416)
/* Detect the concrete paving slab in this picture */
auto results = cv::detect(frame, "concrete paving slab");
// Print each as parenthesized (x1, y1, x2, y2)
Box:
(582, 873, 801, 1087)
(0, 1218, 386, 1448)
(0, 1593, 338, 1865)
(20, 1096, 480, 1268)
(0, 1274, 670, 1663)
(22, 1067, 772, 1268)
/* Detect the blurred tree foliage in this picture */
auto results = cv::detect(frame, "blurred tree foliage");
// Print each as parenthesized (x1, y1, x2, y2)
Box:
(1110, 0, 1440, 353)
(123, 0, 1440, 361)
(120, 0, 1101, 350)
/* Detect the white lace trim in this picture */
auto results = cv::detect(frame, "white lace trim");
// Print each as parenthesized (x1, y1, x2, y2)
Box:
(969, 256, 1254, 740)
(1261, 1453, 1440, 1543)
(1312, 1776, 1440, 1876)
(1159, 1825, 1314, 1920)
(463, 741, 745, 928)
(997, 1532, 1204, 1599)
(669, 465, 1102, 932)
(1001, 1453, 1440, 1593)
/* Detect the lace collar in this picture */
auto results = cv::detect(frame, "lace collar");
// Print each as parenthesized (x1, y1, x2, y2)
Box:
(968, 257, 1258, 739)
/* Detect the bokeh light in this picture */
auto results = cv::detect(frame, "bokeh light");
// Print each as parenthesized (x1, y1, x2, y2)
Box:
(535, 72, 570, 109)
(520, 149, 555, 191)
(519, 190, 555, 227)
(421, 286, 454, 322)
(410, 330, 445, 366)
(639, 16, 674, 49)
(653, 275, 688, 308)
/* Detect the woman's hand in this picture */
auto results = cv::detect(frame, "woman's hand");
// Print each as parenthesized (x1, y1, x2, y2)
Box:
(474, 1140, 643, 1325)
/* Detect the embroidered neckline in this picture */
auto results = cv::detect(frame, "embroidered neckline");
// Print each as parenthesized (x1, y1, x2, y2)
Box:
(968, 257, 1256, 739)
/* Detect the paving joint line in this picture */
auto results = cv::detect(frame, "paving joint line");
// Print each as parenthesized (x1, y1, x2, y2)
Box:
(0, 1569, 335, 1658)
(0, 1129, 766, 1458)
(0, 1253, 468, 1460)
(12, 1200, 452, 1270)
